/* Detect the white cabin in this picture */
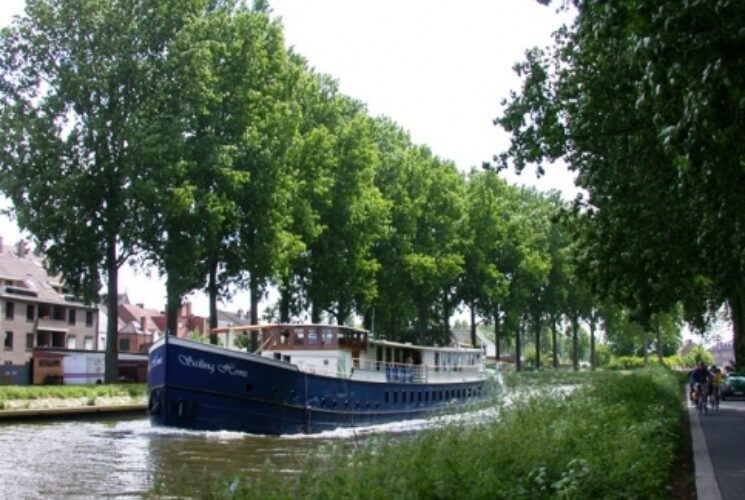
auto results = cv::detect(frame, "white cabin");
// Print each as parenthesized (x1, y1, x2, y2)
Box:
(213, 324, 485, 384)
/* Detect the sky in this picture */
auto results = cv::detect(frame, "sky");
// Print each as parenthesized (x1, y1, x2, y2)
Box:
(0, 0, 579, 317)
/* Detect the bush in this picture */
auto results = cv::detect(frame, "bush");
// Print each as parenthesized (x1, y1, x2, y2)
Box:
(212, 368, 684, 499)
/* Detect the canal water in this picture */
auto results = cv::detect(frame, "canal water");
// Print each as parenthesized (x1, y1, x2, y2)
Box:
(0, 406, 500, 499)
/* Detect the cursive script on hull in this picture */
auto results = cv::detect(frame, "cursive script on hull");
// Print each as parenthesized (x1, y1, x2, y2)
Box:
(177, 354, 249, 378)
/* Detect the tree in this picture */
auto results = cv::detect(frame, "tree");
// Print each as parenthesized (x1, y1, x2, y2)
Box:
(0, 0, 210, 381)
(459, 169, 510, 348)
(496, 0, 745, 366)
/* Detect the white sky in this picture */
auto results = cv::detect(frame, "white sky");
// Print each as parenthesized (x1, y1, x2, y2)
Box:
(0, 0, 579, 317)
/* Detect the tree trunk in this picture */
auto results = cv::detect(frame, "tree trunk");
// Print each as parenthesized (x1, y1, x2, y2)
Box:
(494, 310, 501, 361)
(656, 323, 663, 363)
(729, 289, 745, 370)
(104, 238, 119, 383)
(249, 275, 259, 351)
(551, 318, 558, 369)
(534, 311, 541, 370)
(279, 279, 290, 323)
(572, 316, 579, 372)
(515, 316, 522, 372)
(470, 303, 477, 348)
(208, 257, 218, 344)
(642, 330, 649, 366)
(442, 290, 451, 344)
(589, 313, 596, 371)
(165, 292, 179, 341)
(311, 302, 321, 324)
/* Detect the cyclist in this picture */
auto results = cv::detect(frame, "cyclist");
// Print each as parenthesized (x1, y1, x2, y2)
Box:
(691, 361, 711, 407)
(710, 365, 724, 408)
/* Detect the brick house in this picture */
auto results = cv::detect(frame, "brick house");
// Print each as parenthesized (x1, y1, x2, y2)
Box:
(0, 237, 99, 384)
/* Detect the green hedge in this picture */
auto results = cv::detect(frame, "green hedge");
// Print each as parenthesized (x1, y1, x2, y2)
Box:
(209, 368, 684, 499)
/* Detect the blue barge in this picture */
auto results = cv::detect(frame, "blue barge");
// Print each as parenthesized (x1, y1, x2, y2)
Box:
(147, 324, 488, 435)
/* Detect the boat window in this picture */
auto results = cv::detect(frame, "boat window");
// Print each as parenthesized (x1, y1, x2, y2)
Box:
(293, 328, 305, 345)
(274, 353, 281, 360)
(385, 391, 389, 404)
(418, 392, 422, 403)
(393, 392, 398, 404)
(307, 328, 319, 345)
(322, 328, 334, 345)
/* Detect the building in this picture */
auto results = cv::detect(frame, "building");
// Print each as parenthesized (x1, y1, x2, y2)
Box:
(0, 237, 99, 384)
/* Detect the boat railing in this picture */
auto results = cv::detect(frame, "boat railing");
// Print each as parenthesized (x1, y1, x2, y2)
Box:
(353, 359, 482, 383)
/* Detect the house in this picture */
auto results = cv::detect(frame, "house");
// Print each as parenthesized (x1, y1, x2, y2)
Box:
(0, 237, 99, 384)
(117, 301, 165, 353)
(451, 328, 496, 357)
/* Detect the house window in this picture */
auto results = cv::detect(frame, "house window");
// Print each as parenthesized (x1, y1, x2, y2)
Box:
(5, 302, 14, 320)
(86, 311, 94, 327)
(119, 339, 130, 352)
(84, 336, 93, 350)
(66, 335, 76, 349)
(68, 309, 76, 325)
(26, 333, 34, 350)
(27, 304, 35, 321)
(4, 332, 13, 351)
(53, 306, 65, 321)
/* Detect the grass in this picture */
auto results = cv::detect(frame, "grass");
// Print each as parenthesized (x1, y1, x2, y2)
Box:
(0, 383, 147, 402)
(205, 368, 687, 499)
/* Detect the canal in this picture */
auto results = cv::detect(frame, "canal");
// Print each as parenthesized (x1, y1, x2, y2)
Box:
(0, 407, 498, 498)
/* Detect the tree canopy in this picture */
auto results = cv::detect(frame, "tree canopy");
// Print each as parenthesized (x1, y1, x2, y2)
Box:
(496, 0, 744, 366)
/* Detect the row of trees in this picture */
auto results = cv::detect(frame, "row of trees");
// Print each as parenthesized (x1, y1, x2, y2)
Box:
(0, 1, 687, 380)
(496, 0, 743, 368)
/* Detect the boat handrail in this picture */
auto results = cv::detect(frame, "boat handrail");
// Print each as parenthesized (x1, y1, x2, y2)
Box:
(253, 334, 274, 355)
(352, 358, 483, 383)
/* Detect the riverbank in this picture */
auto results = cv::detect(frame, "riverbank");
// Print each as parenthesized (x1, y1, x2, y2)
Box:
(0, 384, 147, 421)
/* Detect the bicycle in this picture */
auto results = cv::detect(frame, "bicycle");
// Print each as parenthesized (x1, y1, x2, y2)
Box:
(695, 383, 708, 414)
(709, 384, 720, 413)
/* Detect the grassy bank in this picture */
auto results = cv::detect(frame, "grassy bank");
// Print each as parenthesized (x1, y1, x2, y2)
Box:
(0, 384, 146, 402)
(208, 369, 687, 499)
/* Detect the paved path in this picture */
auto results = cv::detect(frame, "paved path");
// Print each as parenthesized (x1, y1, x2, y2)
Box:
(690, 397, 745, 499)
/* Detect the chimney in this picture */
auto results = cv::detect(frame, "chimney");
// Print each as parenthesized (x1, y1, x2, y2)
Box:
(136, 303, 144, 309)
(140, 315, 147, 332)
(237, 308, 244, 319)
(184, 302, 192, 317)
(16, 239, 26, 258)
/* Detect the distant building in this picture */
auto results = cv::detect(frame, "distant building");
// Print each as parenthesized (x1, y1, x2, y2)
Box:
(0, 237, 99, 384)
(451, 328, 495, 358)
(709, 339, 735, 369)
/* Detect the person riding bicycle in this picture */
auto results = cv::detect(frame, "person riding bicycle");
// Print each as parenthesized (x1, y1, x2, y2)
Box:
(691, 361, 711, 404)
(711, 365, 724, 399)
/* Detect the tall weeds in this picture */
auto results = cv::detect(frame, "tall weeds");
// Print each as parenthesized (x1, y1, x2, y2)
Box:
(216, 368, 684, 499)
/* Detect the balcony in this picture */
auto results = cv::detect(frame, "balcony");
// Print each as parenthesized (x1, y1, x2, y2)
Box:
(36, 317, 70, 334)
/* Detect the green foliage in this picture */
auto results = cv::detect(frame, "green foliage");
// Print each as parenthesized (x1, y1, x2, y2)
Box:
(496, 0, 745, 365)
(206, 369, 683, 499)
(682, 345, 714, 368)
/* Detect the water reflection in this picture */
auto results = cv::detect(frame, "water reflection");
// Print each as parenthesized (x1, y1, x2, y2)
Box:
(0, 403, 502, 499)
